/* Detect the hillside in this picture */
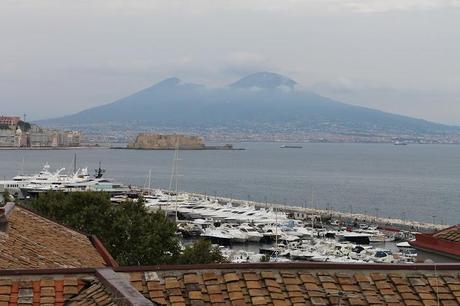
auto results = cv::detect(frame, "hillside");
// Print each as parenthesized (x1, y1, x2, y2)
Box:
(41, 72, 459, 135)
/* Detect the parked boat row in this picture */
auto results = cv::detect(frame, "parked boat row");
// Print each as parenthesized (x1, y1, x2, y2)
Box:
(0, 162, 418, 265)
(218, 237, 417, 264)
(0, 163, 129, 199)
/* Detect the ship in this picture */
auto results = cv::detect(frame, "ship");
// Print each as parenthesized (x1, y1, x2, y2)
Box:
(280, 145, 303, 149)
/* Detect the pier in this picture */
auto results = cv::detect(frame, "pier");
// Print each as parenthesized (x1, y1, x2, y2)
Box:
(181, 191, 447, 233)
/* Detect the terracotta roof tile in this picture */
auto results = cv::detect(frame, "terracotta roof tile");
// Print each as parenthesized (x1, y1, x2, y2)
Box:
(122, 266, 460, 306)
(243, 273, 260, 281)
(246, 280, 262, 289)
(433, 225, 460, 242)
(0, 275, 116, 306)
(202, 272, 218, 281)
(0, 206, 107, 269)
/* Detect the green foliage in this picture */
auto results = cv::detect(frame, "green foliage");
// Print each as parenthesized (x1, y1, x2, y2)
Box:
(17, 121, 31, 131)
(30, 191, 180, 266)
(260, 254, 271, 262)
(320, 214, 332, 223)
(2, 190, 11, 205)
(177, 239, 227, 265)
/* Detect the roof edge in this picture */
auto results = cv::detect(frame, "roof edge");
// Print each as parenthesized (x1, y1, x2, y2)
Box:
(114, 262, 460, 273)
(0, 267, 96, 276)
(0, 202, 15, 218)
(89, 235, 119, 268)
(96, 268, 153, 306)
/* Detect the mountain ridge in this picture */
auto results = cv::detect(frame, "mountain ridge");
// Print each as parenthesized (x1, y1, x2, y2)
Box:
(40, 72, 460, 135)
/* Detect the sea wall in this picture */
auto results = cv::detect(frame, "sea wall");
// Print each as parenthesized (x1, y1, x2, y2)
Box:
(128, 133, 205, 150)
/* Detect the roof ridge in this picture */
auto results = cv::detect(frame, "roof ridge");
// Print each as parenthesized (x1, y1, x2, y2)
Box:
(114, 262, 460, 272)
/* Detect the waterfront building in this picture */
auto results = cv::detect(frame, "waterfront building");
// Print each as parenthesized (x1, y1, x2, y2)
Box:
(0, 115, 81, 147)
(0, 126, 17, 147)
(0, 116, 21, 126)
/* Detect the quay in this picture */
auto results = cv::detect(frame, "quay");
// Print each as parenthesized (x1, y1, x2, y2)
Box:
(180, 191, 447, 233)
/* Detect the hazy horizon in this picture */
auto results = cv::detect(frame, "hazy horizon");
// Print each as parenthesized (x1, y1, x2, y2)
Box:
(1, 0, 460, 124)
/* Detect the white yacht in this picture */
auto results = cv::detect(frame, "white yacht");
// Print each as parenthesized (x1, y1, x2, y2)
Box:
(20, 164, 129, 197)
(201, 227, 233, 244)
(239, 224, 264, 242)
(0, 163, 72, 199)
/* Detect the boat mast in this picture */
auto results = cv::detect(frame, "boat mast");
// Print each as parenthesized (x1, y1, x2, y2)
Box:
(275, 206, 278, 262)
(168, 137, 180, 221)
(73, 153, 77, 174)
(174, 140, 180, 222)
(148, 169, 152, 192)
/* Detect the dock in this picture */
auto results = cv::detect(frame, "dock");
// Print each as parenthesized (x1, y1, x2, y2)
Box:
(181, 191, 447, 233)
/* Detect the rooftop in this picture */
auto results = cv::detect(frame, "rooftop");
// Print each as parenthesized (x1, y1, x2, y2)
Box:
(2, 263, 460, 306)
(0, 203, 115, 269)
(0, 267, 153, 306)
(411, 224, 460, 259)
(433, 225, 460, 243)
(120, 262, 460, 306)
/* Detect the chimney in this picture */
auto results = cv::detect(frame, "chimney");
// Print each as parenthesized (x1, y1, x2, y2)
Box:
(0, 202, 15, 232)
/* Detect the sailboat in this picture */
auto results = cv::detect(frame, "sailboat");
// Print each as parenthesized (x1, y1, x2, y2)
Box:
(168, 139, 181, 221)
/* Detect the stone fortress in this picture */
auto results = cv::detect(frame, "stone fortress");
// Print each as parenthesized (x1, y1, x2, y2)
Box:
(128, 133, 205, 150)
(128, 133, 234, 150)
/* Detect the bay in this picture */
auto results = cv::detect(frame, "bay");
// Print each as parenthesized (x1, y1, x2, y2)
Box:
(1, 142, 459, 224)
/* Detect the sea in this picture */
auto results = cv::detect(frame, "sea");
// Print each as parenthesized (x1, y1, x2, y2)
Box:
(1, 142, 459, 225)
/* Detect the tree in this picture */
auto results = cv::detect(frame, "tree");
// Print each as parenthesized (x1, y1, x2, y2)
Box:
(30, 192, 180, 265)
(177, 239, 227, 265)
(2, 190, 11, 205)
(260, 254, 271, 262)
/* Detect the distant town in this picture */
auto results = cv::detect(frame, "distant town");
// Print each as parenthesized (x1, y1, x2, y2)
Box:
(52, 122, 460, 146)
(0, 115, 80, 148)
(3, 114, 460, 148)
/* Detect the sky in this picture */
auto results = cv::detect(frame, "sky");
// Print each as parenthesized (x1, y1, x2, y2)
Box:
(1, 0, 460, 124)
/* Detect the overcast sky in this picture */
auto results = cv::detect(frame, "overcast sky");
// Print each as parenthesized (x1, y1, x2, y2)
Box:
(1, 0, 460, 124)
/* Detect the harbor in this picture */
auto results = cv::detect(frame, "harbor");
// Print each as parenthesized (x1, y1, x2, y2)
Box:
(122, 189, 425, 264)
(1, 161, 445, 265)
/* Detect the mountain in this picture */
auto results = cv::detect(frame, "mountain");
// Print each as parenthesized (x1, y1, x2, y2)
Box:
(230, 72, 297, 90)
(41, 72, 459, 134)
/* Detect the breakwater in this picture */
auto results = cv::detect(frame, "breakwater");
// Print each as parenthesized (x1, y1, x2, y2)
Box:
(182, 191, 447, 233)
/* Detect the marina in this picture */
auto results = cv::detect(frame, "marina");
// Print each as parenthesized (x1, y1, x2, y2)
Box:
(132, 188, 422, 264)
(1, 161, 433, 265)
(0, 143, 455, 265)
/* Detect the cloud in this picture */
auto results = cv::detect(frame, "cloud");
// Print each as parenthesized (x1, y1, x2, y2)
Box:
(128, 0, 460, 14)
(311, 78, 361, 94)
(6, 0, 459, 16)
(220, 52, 273, 77)
(342, 0, 460, 13)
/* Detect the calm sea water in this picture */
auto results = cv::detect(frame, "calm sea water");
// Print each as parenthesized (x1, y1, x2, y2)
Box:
(1, 143, 459, 224)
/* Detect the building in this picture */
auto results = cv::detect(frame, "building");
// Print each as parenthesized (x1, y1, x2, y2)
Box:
(128, 133, 205, 149)
(0, 127, 18, 147)
(0, 116, 20, 126)
(61, 130, 81, 147)
(410, 224, 460, 263)
(0, 116, 81, 147)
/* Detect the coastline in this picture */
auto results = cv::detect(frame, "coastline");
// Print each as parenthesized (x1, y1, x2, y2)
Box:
(0, 146, 109, 150)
